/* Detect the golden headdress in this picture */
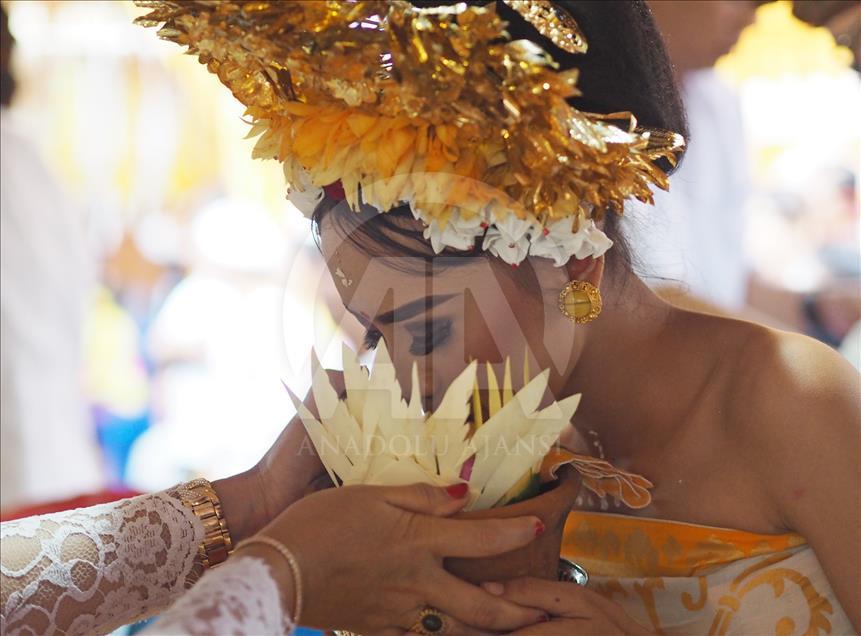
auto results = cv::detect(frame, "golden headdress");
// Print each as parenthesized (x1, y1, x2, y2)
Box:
(135, 0, 684, 266)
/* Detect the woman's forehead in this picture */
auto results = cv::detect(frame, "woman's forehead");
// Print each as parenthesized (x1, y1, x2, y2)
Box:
(322, 237, 501, 320)
(329, 252, 476, 318)
(318, 209, 560, 319)
(321, 211, 440, 282)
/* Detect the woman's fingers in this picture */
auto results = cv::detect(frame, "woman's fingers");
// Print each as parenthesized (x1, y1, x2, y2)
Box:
(425, 515, 542, 558)
(401, 612, 496, 636)
(424, 571, 549, 633)
(368, 605, 494, 636)
(482, 576, 592, 615)
(484, 578, 652, 635)
(491, 622, 575, 636)
(378, 482, 472, 516)
(370, 628, 410, 636)
(371, 607, 496, 636)
(400, 625, 490, 636)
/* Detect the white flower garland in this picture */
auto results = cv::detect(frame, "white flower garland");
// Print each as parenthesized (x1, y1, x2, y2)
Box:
(285, 168, 324, 217)
(285, 171, 612, 267)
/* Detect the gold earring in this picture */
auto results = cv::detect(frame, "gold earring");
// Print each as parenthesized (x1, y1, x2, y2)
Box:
(558, 280, 602, 324)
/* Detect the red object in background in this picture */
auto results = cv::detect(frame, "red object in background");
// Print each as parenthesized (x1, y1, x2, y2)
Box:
(1, 489, 141, 521)
(323, 180, 346, 201)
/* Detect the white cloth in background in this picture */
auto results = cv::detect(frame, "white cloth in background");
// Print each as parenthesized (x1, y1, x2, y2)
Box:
(625, 69, 751, 311)
(0, 110, 103, 509)
(839, 319, 861, 370)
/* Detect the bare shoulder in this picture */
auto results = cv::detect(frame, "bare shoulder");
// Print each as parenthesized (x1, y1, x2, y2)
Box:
(664, 313, 861, 622)
(701, 322, 861, 626)
(716, 321, 861, 525)
(673, 310, 853, 394)
(724, 323, 860, 428)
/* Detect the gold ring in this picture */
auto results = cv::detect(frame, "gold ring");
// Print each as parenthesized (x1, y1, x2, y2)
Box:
(411, 606, 449, 635)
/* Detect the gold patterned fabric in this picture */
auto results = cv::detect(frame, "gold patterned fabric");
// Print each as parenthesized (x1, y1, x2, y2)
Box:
(561, 512, 855, 635)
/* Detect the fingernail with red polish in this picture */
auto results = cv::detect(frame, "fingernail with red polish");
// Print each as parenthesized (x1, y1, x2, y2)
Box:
(446, 483, 469, 499)
(534, 519, 546, 536)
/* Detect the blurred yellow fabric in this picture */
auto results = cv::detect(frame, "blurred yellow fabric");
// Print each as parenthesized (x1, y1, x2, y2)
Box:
(718, 1, 854, 81)
(83, 286, 148, 417)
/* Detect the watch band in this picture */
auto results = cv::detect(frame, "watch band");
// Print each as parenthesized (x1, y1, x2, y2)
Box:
(178, 478, 234, 568)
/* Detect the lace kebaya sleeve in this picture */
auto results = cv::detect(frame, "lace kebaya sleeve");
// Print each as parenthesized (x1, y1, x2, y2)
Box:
(1, 487, 204, 635)
(141, 555, 292, 635)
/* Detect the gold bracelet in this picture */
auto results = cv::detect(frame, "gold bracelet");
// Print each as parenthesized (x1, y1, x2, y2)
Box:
(177, 478, 234, 568)
(236, 536, 304, 625)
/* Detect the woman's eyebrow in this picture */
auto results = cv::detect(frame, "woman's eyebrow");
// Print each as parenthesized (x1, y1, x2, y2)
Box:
(375, 293, 457, 325)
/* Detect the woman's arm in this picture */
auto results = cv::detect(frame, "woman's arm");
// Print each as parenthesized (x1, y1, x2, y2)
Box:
(0, 368, 348, 636)
(740, 332, 861, 632)
(144, 481, 548, 635)
(0, 487, 204, 635)
(139, 553, 294, 636)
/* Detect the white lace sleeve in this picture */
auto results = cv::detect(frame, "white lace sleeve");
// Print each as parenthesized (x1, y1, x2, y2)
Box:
(143, 555, 292, 635)
(1, 488, 204, 635)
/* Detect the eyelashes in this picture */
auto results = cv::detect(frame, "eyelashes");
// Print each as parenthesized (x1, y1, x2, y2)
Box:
(362, 320, 452, 356)
(363, 327, 383, 350)
(408, 320, 452, 356)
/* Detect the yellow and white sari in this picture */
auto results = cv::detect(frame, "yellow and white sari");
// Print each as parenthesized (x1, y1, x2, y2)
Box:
(561, 511, 855, 635)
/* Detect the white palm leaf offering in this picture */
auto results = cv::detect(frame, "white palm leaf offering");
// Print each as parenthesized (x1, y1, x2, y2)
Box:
(284, 341, 584, 511)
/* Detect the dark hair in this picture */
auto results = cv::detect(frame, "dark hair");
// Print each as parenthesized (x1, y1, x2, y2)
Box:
(1, 5, 15, 107)
(313, 0, 688, 277)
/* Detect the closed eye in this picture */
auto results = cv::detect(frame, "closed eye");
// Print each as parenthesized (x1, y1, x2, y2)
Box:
(407, 319, 452, 356)
(361, 320, 452, 356)
(363, 327, 383, 350)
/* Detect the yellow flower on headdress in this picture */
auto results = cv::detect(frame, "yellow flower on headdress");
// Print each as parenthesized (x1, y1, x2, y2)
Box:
(135, 0, 684, 265)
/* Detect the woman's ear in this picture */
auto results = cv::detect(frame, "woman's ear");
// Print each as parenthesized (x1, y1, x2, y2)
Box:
(563, 255, 605, 287)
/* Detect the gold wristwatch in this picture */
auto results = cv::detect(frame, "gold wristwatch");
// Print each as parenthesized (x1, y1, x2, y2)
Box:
(178, 478, 234, 568)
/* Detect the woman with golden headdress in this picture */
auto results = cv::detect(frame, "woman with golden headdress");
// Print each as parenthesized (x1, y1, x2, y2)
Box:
(2, 1, 859, 635)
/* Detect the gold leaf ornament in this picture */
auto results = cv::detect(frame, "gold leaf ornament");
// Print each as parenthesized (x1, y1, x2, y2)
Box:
(134, 0, 685, 264)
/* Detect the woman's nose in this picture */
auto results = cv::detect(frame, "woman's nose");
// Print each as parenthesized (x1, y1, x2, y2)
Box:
(393, 356, 428, 403)
(403, 355, 439, 411)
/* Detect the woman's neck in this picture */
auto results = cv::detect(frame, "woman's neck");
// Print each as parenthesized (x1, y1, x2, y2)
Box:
(561, 272, 711, 461)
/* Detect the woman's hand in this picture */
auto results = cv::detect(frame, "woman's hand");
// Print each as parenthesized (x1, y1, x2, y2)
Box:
(246, 482, 551, 635)
(214, 370, 344, 542)
(479, 577, 653, 635)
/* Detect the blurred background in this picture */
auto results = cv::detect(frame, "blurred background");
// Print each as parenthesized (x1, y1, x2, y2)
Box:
(0, 0, 858, 520)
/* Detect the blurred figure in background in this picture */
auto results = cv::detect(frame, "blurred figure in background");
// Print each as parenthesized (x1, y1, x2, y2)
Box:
(794, 0, 861, 70)
(628, 0, 761, 311)
(793, 1, 861, 367)
(0, 5, 104, 510)
(634, 0, 860, 359)
(128, 197, 299, 491)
